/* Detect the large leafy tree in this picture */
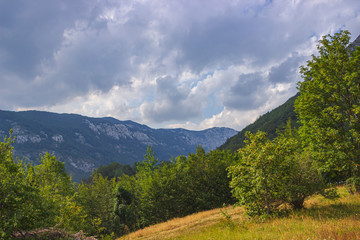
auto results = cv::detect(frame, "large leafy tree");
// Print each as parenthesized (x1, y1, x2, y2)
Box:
(295, 30, 360, 183)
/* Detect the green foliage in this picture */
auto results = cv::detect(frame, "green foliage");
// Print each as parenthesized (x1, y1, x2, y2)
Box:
(295, 30, 360, 183)
(131, 146, 161, 226)
(26, 153, 84, 231)
(283, 150, 325, 209)
(277, 122, 326, 209)
(0, 132, 42, 239)
(136, 146, 159, 173)
(111, 184, 136, 236)
(0, 131, 84, 239)
(346, 176, 360, 194)
(228, 125, 325, 216)
(116, 146, 237, 229)
(180, 146, 237, 212)
(96, 162, 135, 179)
(0, 131, 237, 237)
(228, 131, 294, 215)
(75, 172, 117, 236)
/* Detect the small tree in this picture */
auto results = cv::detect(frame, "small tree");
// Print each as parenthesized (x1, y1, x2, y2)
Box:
(76, 172, 116, 236)
(228, 128, 325, 216)
(111, 185, 135, 236)
(228, 131, 295, 215)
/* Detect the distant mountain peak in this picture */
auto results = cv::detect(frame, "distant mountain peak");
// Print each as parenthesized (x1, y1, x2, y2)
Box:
(0, 110, 237, 181)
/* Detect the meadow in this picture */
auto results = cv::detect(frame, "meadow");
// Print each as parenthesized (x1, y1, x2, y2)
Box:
(120, 187, 360, 240)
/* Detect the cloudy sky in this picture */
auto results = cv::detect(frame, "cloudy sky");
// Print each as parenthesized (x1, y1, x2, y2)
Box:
(1, 0, 360, 130)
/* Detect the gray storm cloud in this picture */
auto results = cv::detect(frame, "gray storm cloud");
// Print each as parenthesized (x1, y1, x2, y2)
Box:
(140, 76, 202, 122)
(1, 0, 359, 129)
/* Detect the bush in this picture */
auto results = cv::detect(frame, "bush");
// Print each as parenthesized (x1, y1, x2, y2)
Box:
(228, 127, 326, 216)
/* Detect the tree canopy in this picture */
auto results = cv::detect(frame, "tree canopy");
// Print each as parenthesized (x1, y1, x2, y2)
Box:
(295, 30, 360, 183)
(228, 123, 325, 216)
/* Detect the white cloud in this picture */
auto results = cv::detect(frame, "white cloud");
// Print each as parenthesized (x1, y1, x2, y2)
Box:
(1, 0, 360, 130)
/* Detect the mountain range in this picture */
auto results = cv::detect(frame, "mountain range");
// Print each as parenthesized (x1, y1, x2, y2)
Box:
(0, 110, 237, 181)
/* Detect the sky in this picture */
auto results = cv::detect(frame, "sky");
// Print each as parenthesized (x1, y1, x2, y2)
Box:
(1, 0, 360, 131)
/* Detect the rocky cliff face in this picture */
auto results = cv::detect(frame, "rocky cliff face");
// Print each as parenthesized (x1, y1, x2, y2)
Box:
(0, 110, 237, 181)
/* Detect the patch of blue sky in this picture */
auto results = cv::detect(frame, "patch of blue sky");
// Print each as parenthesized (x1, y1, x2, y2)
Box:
(186, 71, 214, 89)
(242, 0, 273, 17)
(203, 93, 223, 119)
(200, 71, 214, 79)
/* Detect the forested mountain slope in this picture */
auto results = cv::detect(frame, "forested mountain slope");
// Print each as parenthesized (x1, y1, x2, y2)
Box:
(218, 93, 299, 152)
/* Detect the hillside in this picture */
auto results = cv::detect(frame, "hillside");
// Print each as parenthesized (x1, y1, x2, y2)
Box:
(218, 93, 299, 152)
(0, 110, 237, 181)
(119, 187, 360, 240)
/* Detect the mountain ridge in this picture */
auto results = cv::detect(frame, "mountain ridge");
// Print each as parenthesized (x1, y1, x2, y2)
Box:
(0, 110, 237, 181)
(218, 93, 299, 152)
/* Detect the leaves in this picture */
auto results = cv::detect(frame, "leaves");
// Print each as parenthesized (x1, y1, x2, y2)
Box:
(229, 125, 325, 216)
(295, 30, 360, 182)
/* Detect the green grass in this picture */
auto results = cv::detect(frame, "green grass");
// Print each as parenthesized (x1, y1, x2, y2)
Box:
(120, 187, 360, 240)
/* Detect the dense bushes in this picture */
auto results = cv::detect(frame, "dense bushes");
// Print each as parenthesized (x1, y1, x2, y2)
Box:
(117, 146, 237, 229)
(228, 125, 326, 216)
(0, 134, 237, 238)
(0, 132, 84, 239)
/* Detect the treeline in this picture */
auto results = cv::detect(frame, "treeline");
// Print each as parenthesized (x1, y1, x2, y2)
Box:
(0, 135, 237, 239)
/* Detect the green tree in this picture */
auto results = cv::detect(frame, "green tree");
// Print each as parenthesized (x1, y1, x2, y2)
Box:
(0, 132, 85, 238)
(111, 184, 136, 236)
(228, 131, 296, 215)
(182, 146, 236, 211)
(117, 146, 237, 229)
(228, 128, 325, 215)
(295, 30, 360, 184)
(26, 153, 86, 232)
(96, 162, 135, 179)
(0, 132, 43, 239)
(132, 146, 160, 226)
(76, 172, 116, 236)
(276, 122, 326, 209)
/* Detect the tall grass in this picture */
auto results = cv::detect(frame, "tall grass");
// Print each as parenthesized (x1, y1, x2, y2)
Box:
(119, 187, 360, 240)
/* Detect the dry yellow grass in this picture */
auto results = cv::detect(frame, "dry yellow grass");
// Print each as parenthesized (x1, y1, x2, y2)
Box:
(118, 206, 245, 240)
(119, 187, 360, 240)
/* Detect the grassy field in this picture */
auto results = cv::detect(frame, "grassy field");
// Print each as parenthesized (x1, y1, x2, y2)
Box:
(119, 187, 360, 240)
